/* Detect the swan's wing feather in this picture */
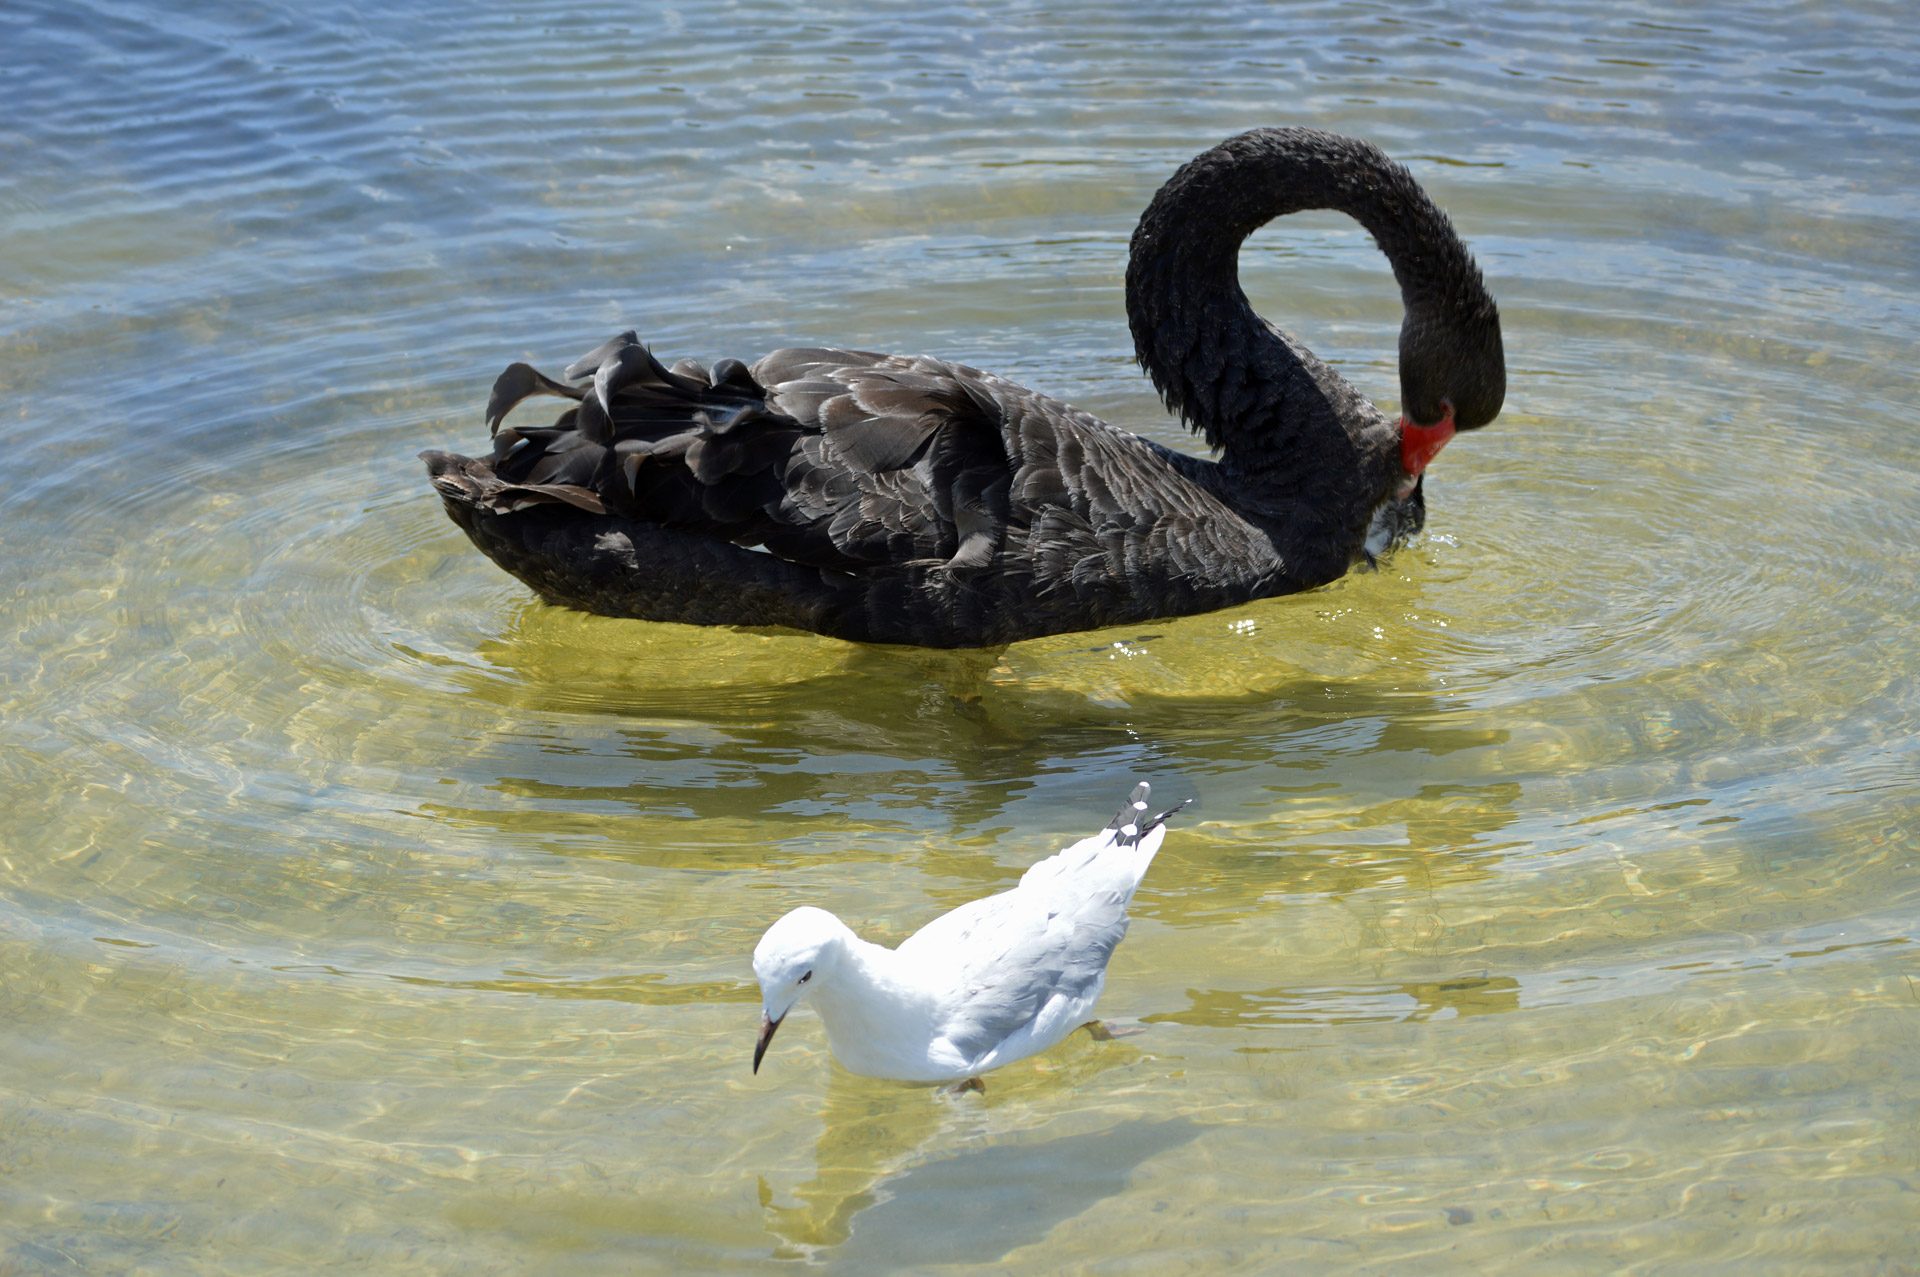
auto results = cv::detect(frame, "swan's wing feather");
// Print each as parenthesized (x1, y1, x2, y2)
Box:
(471, 337, 1015, 573)
(486, 363, 584, 435)
(813, 392, 936, 473)
(436, 335, 1303, 643)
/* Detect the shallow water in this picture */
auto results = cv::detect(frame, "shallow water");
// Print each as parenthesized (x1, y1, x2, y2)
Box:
(3, 0, 1918, 1270)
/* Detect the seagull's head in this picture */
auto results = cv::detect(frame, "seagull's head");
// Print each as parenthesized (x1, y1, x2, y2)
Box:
(750, 906, 843, 1074)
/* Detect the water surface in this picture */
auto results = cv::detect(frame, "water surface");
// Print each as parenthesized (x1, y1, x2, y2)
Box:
(3, 0, 1918, 1271)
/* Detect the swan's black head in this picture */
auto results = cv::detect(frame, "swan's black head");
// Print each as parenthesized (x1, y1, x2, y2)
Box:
(1398, 294, 1505, 433)
(1393, 291, 1503, 490)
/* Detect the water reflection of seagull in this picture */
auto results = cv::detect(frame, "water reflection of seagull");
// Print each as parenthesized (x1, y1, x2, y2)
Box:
(751, 783, 1188, 1087)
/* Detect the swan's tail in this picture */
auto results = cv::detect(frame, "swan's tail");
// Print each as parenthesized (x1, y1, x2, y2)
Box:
(420, 448, 608, 515)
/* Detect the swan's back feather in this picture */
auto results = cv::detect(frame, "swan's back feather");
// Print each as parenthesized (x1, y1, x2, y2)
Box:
(425, 333, 1319, 646)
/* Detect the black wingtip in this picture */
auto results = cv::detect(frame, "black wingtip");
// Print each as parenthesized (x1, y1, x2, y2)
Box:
(1107, 783, 1190, 847)
(1107, 782, 1152, 833)
(1142, 799, 1191, 839)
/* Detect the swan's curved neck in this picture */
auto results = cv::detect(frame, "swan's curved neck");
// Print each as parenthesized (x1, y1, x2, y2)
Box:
(1126, 128, 1502, 482)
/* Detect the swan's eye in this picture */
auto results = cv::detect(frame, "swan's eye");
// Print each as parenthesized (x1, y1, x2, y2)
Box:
(799, 970, 812, 984)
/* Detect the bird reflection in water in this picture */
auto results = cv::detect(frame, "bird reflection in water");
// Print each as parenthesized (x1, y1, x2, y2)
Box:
(757, 1055, 1196, 1263)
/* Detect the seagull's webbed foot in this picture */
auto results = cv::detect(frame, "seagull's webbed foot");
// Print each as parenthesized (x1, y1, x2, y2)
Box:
(1082, 1020, 1146, 1041)
(941, 1076, 986, 1095)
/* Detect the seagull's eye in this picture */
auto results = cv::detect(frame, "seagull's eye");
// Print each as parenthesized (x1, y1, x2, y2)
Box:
(799, 971, 812, 984)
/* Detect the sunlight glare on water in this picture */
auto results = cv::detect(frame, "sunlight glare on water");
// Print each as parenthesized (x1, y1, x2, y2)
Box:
(2, 0, 1917, 1271)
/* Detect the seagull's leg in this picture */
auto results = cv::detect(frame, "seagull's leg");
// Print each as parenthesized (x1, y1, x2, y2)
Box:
(1082, 1020, 1147, 1040)
(940, 1077, 986, 1095)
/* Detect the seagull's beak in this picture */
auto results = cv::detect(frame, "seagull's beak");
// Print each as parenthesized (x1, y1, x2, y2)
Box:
(752, 1010, 784, 1074)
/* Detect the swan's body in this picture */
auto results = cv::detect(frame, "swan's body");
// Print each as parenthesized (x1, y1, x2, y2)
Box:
(751, 783, 1185, 1084)
(423, 128, 1504, 648)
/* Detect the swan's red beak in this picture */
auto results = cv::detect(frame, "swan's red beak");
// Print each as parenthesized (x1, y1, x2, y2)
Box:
(1398, 401, 1457, 495)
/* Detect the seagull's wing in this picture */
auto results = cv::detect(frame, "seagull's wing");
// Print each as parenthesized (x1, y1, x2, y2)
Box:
(915, 885, 1117, 1069)
(900, 784, 1189, 1070)
(899, 784, 1162, 963)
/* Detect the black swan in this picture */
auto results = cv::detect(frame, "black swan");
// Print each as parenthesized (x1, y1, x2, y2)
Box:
(422, 127, 1504, 649)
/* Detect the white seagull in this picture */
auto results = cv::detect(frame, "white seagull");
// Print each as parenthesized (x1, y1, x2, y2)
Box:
(751, 782, 1188, 1084)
